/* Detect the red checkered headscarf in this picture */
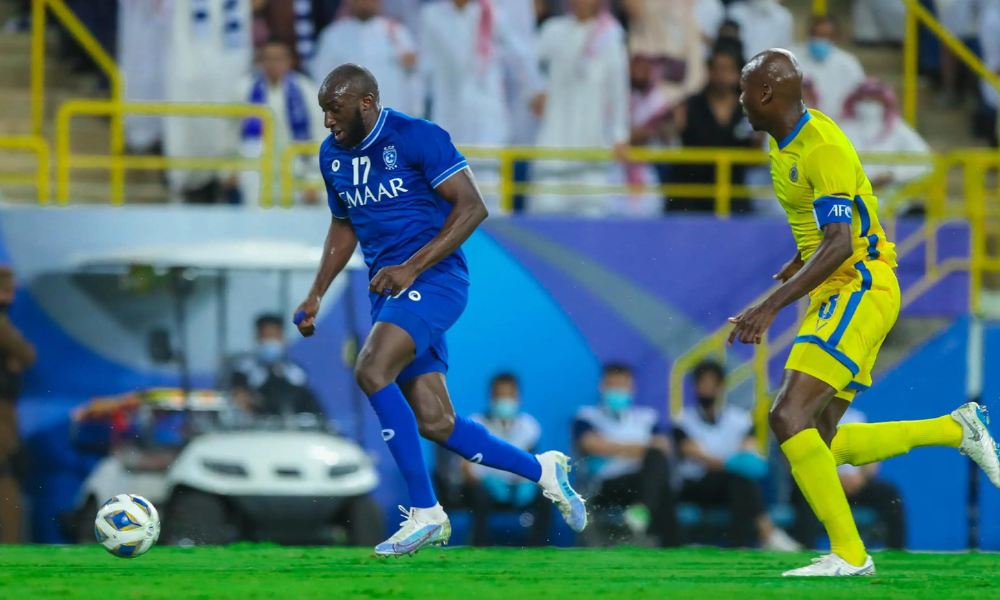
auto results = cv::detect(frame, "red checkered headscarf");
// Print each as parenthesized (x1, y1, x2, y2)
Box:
(841, 78, 897, 140)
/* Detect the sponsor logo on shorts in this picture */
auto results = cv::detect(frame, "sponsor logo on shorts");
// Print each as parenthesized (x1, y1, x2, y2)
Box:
(470, 453, 483, 464)
(382, 429, 395, 441)
(408, 290, 421, 301)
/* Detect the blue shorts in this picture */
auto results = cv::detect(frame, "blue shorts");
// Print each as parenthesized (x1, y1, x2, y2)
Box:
(370, 272, 469, 383)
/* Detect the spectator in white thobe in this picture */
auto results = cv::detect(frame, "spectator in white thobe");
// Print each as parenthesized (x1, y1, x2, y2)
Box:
(839, 79, 932, 214)
(164, 0, 254, 200)
(621, 0, 706, 108)
(420, 0, 542, 146)
(420, 0, 543, 213)
(501, 0, 543, 145)
(310, 0, 419, 115)
(226, 40, 328, 206)
(853, 0, 905, 45)
(118, 0, 170, 153)
(980, 0, 1000, 145)
(725, 0, 792, 59)
(790, 15, 865, 121)
(530, 0, 629, 214)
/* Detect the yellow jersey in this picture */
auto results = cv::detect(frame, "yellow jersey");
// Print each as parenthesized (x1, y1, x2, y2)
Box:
(768, 109, 897, 292)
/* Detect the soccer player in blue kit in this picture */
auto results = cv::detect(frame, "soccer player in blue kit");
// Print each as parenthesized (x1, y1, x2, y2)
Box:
(294, 64, 587, 556)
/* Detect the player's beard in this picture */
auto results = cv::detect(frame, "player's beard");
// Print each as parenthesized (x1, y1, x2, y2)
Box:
(345, 106, 368, 148)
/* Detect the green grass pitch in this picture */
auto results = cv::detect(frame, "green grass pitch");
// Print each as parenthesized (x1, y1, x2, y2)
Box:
(2, 545, 998, 599)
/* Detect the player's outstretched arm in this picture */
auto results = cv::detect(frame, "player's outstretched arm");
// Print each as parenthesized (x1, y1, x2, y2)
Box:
(295, 217, 358, 337)
(368, 168, 488, 297)
(728, 222, 852, 345)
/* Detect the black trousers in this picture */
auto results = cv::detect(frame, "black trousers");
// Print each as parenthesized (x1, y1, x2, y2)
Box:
(679, 471, 765, 548)
(790, 479, 906, 550)
(591, 448, 680, 547)
(462, 481, 553, 547)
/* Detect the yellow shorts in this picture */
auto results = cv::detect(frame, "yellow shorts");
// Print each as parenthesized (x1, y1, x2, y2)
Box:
(785, 259, 900, 401)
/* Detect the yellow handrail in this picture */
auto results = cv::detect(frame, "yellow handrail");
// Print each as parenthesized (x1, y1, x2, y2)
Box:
(280, 144, 936, 215)
(56, 101, 275, 206)
(814, 0, 1000, 130)
(281, 142, 322, 208)
(32, 0, 125, 197)
(0, 136, 50, 204)
(901, 0, 1000, 128)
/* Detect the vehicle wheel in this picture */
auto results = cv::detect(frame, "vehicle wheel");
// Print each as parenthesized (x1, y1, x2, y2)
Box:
(162, 488, 238, 546)
(340, 495, 383, 546)
(75, 497, 99, 544)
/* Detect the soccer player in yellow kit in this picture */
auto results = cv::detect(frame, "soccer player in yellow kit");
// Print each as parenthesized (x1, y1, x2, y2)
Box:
(730, 50, 1000, 576)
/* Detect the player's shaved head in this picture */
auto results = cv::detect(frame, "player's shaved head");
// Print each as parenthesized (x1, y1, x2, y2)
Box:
(739, 49, 807, 138)
(320, 63, 380, 104)
(318, 63, 381, 148)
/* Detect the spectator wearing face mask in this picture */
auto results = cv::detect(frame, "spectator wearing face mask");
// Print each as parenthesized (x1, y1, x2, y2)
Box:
(452, 373, 552, 546)
(574, 363, 679, 547)
(790, 15, 865, 121)
(227, 313, 324, 417)
(724, 0, 792, 60)
(674, 360, 800, 551)
(839, 79, 932, 209)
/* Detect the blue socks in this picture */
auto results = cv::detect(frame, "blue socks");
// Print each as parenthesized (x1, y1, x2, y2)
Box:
(368, 384, 437, 509)
(368, 386, 542, 510)
(443, 416, 542, 482)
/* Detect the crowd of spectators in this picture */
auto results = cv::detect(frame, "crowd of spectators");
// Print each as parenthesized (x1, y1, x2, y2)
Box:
(9, 0, 968, 212)
(429, 360, 905, 550)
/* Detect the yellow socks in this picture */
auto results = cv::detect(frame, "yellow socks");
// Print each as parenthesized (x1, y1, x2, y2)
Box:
(831, 416, 963, 467)
(781, 429, 867, 566)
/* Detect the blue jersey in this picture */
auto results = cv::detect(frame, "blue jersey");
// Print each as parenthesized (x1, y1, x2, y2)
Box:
(319, 108, 470, 283)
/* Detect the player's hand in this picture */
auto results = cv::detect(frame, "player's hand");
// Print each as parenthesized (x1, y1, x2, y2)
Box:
(773, 252, 804, 283)
(293, 295, 321, 337)
(369, 264, 418, 298)
(727, 300, 778, 345)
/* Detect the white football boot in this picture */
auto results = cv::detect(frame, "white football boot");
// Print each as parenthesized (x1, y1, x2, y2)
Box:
(536, 451, 588, 532)
(952, 402, 1000, 488)
(782, 553, 876, 577)
(374, 505, 450, 557)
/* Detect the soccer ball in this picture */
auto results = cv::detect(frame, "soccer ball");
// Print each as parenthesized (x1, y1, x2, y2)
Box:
(94, 494, 161, 558)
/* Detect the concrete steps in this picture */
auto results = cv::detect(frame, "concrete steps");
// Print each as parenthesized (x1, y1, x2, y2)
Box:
(0, 25, 174, 205)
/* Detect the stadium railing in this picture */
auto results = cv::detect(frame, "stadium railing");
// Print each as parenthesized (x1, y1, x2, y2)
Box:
(55, 100, 276, 206)
(29, 0, 124, 201)
(813, 0, 1000, 133)
(0, 136, 50, 204)
(280, 144, 941, 215)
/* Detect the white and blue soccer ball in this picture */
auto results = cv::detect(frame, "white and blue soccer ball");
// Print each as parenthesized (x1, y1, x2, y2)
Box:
(94, 494, 161, 558)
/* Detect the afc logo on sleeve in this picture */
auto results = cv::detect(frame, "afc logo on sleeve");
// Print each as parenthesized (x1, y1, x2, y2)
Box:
(828, 204, 852, 220)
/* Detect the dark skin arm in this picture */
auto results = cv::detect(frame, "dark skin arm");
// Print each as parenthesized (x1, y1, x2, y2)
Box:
(728, 221, 853, 345)
(368, 168, 488, 297)
(294, 217, 359, 337)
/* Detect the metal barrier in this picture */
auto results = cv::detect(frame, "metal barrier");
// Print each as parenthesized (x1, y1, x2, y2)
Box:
(31, 0, 124, 198)
(813, 0, 1000, 132)
(281, 144, 939, 215)
(56, 100, 275, 206)
(0, 136, 50, 204)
